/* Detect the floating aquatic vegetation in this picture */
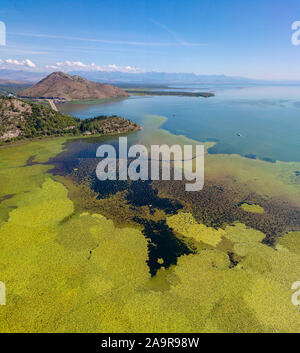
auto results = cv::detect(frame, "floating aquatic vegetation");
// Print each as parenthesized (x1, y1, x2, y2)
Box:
(1, 133, 300, 333)
(277, 231, 300, 255)
(240, 202, 265, 214)
(167, 212, 224, 247)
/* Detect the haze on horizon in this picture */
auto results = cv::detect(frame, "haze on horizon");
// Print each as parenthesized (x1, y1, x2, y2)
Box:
(0, 0, 300, 80)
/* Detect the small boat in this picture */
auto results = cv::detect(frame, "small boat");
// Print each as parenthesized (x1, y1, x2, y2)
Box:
(237, 132, 242, 137)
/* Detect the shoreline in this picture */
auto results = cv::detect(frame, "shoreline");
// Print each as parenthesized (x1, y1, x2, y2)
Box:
(124, 90, 215, 98)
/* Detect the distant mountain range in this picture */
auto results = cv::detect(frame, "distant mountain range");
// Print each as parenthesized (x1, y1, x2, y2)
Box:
(70, 71, 258, 85)
(0, 69, 299, 86)
(0, 70, 46, 83)
(20, 72, 129, 100)
(0, 78, 31, 95)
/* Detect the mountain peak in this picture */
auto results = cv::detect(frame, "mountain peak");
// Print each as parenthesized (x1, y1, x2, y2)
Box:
(46, 71, 72, 79)
(39, 71, 73, 83)
(20, 72, 129, 100)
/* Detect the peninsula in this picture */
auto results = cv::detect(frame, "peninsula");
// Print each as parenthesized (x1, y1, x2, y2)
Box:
(125, 89, 214, 97)
(0, 97, 140, 142)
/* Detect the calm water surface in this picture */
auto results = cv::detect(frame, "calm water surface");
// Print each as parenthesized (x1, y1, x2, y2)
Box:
(58, 85, 300, 162)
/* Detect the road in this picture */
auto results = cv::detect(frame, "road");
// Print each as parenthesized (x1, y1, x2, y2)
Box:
(46, 99, 58, 112)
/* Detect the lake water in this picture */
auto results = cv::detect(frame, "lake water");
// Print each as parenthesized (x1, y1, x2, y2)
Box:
(58, 85, 300, 162)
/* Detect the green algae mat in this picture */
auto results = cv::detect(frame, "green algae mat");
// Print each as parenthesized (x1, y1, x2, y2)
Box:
(0, 138, 300, 333)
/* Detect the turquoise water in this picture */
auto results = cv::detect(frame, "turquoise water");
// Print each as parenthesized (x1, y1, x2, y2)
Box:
(58, 85, 300, 162)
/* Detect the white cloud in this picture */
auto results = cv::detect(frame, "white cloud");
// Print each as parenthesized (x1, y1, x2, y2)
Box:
(45, 65, 59, 70)
(57, 60, 88, 68)
(5, 59, 23, 66)
(45, 60, 143, 73)
(1, 58, 36, 68)
(0, 58, 141, 73)
(24, 59, 36, 68)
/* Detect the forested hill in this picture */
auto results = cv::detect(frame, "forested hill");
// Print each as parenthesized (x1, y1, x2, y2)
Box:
(0, 97, 140, 142)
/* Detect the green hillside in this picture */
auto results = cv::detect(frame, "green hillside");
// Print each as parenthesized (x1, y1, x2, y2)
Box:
(0, 96, 140, 142)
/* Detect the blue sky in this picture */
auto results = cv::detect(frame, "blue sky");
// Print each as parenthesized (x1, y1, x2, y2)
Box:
(0, 0, 300, 79)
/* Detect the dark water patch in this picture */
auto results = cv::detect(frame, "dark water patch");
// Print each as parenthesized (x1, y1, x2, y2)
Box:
(244, 154, 257, 160)
(47, 139, 102, 176)
(261, 157, 276, 163)
(227, 252, 240, 268)
(134, 218, 193, 276)
(153, 180, 300, 240)
(126, 180, 183, 215)
(26, 155, 39, 166)
(48, 136, 184, 215)
(47, 132, 143, 176)
(0, 194, 15, 203)
(204, 137, 219, 142)
(262, 235, 276, 247)
(237, 201, 260, 207)
(208, 145, 277, 164)
(91, 174, 183, 214)
(92, 178, 129, 198)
